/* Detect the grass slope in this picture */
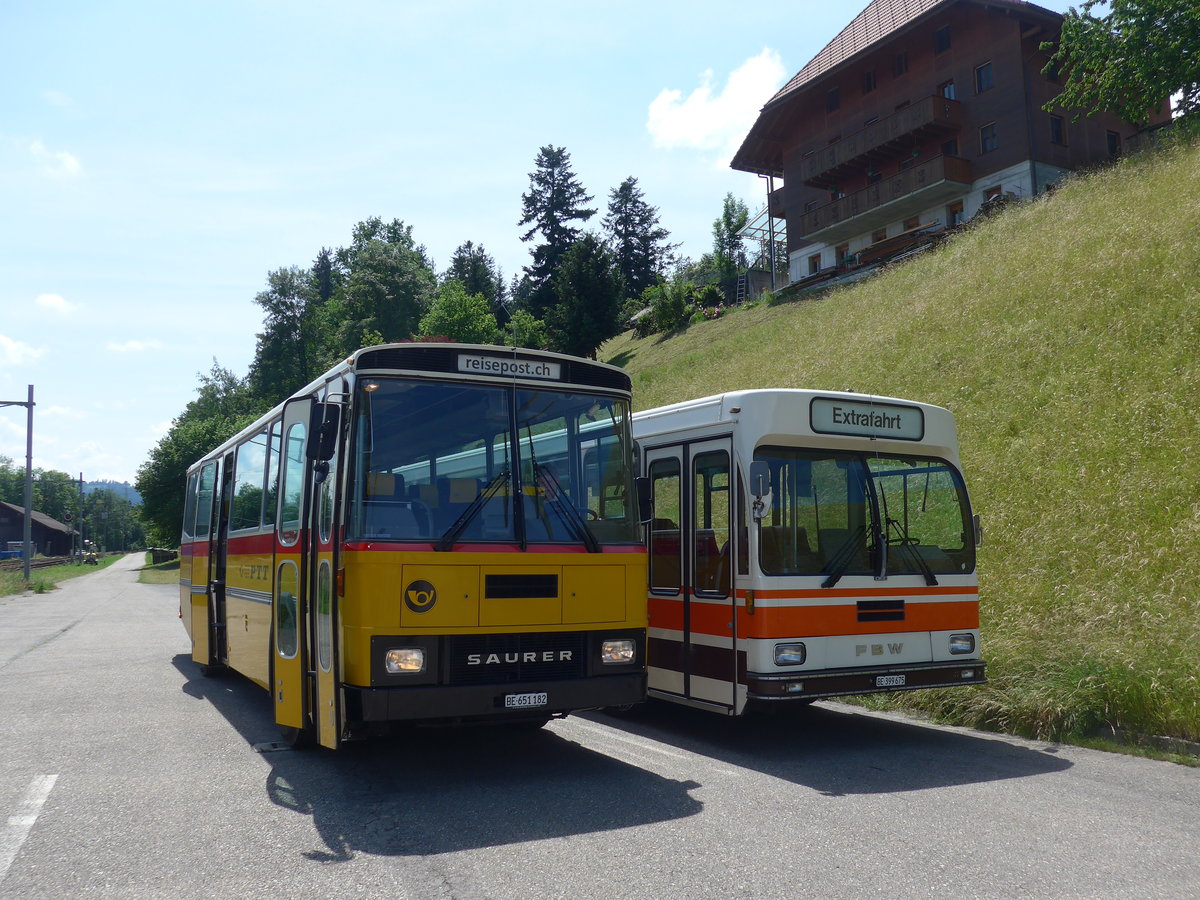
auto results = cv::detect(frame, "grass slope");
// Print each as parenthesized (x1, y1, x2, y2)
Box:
(604, 140, 1200, 744)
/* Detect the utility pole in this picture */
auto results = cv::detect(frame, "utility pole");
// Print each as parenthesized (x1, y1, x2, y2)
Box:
(0, 385, 35, 581)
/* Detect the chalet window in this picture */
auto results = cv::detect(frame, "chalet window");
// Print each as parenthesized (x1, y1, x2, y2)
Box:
(893, 52, 909, 77)
(872, 228, 887, 243)
(984, 185, 1002, 200)
(939, 80, 956, 100)
(974, 62, 994, 94)
(868, 169, 882, 183)
(899, 158, 914, 171)
(941, 138, 959, 157)
(836, 243, 851, 265)
(903, 216, 920, 231)
(827, 87, 840, 112)
(805, 199, 821, 213)
(808, 253, 822, 275)
(1107, 130, 1121, 157)
(979, 122, 998, 154)
(862, 70, 876, 94)
(947, 201, 965, 227)
(1050, 115, 1066, 146)
(934, 25, 951, 54)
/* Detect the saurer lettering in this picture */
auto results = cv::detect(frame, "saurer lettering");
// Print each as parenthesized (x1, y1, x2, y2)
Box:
(467, 650, 574, 665)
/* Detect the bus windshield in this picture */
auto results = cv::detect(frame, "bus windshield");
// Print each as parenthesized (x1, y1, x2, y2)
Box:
(755, 447, 974, 578)
(349, 378, 639, 545)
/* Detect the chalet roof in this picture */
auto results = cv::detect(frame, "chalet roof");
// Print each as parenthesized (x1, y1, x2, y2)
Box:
(0, 500, 73, 534)
(732, 0, 1062, 175)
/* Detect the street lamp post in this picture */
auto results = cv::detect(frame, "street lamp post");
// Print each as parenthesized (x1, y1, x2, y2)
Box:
(0, 385, 35, 582)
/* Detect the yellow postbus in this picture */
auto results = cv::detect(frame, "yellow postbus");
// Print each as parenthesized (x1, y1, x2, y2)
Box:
(180, 343, 647, 748)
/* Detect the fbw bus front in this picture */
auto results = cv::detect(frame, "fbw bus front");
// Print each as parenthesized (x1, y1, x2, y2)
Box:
(180, 343, 647, 748)
(632, 389, 984, 715)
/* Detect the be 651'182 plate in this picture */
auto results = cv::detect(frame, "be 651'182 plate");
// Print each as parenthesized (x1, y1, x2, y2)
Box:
(504, 691, 548, 709)
(875, 674, 906, 688)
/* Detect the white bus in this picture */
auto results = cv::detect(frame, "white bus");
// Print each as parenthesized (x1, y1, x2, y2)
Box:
(633, 389, 984, 715)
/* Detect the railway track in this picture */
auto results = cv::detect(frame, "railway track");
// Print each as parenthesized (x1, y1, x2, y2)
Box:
(0, 555, 85, 573)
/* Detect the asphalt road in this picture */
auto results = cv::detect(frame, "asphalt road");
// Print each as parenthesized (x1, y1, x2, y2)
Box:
(1, 555, 1197, 899)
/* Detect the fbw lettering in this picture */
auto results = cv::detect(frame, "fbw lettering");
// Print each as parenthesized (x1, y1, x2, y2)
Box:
(855, 642, 905, 657)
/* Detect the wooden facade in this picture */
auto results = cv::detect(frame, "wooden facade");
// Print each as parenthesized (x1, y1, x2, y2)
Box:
(732, 0, 1171, 282)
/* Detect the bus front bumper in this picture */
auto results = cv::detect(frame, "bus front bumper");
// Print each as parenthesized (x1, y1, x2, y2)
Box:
(343, 672, 646, 726)
(746, 659, 986, 702)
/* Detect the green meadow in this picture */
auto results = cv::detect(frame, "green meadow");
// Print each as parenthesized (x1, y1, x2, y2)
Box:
(604, 139, 1200, 748)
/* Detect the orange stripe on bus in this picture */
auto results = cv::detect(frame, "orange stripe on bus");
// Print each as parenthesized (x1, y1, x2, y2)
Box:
(648, 595, 979, 639)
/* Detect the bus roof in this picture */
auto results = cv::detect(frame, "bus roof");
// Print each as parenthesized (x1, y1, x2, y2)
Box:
(633, 388, 961, 463)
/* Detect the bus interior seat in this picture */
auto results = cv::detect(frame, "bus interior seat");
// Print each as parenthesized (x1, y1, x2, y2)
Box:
(760, 525, 812, 573)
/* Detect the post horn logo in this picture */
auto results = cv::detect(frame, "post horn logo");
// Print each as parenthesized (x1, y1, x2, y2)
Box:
(404, 580, 437, 613)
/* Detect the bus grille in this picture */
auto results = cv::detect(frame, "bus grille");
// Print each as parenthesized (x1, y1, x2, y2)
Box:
(446, 632, 587, 685)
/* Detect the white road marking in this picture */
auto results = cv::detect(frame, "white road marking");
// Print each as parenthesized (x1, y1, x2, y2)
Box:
(0, 774, 59, 884)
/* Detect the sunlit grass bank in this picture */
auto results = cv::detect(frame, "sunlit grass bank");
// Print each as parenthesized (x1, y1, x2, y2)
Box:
(0, 554, 121, 598)
(604, 139, 1200, 745)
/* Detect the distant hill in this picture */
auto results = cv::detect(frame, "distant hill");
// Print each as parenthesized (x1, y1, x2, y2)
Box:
(602, 138, 1200, 746)
(84, 480, 141, 505)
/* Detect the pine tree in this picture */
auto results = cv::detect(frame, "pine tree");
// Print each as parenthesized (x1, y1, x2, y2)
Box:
(603, 176, 676, 302)
(544, 235, 621, 359)
(517, 146, 596, 318)
(444, 241, 508, 325)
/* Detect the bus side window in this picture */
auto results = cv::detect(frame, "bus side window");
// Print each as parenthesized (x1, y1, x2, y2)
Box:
(648, 459, 681, 592)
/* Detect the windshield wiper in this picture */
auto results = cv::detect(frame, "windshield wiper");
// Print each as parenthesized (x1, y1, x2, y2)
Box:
(885, 517, 938, 586)
(435, 469, 509, 551)
(820, 524, 866, 588)
(535, 464, 599, 553)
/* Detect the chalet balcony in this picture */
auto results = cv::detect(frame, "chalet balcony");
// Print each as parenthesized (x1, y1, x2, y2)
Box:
(801, 96, 963, 189)
(796, 155, 973, 244)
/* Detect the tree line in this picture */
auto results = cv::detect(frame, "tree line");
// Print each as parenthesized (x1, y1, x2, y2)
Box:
(0, 457, 143, 553)
(136, 145, 754, 544)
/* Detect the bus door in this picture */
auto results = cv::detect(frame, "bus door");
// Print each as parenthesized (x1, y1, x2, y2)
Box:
(191, 460, 219, 668)
(273, 398, 313, 735)
(645, 438, 737, 710)
(208, 451, 235, 667)
(309, 395, 343, 750)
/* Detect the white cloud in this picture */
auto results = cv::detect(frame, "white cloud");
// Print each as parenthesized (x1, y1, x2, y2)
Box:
(36, 293, 81, 316)
(0, 334, 46, 368)
(42, 90, 73, 108)
(107, 339, 164, 353)
(149, 419, 173, 438)
(647, 48, 787, 159)
(42, 405, 87, 420)
(30, 139, 82, 178)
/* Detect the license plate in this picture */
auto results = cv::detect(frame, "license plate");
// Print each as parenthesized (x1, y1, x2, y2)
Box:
(504, 692, 548, 709)
(875, 674, 906, 688)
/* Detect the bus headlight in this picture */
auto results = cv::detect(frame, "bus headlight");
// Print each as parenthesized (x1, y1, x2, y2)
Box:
(601, 639, 636, 664)
(948, 634, 975, 655)
(385, 647, 426, 673)
(774, 642, 807, 666)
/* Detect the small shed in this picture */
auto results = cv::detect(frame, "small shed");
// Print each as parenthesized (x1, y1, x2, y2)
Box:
(0, 501, 74, 557)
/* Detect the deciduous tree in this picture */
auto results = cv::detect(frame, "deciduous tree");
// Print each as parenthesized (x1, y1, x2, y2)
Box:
(1043, 0, 1197, 124)
(417, 280, 501, 344)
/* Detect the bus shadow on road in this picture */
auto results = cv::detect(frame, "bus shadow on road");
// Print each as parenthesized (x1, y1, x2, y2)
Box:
(581, 699, 1072, 797)
(173, 654, 702, 860)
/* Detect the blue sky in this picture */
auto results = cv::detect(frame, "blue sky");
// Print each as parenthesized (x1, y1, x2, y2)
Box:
(0, 0, 1075, 487)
